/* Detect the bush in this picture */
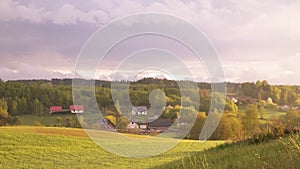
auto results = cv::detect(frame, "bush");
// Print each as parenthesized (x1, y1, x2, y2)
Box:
(150, 130, 158, 136)
(32, 121, 43, 126)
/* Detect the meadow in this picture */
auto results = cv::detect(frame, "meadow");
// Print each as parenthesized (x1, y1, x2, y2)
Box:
(18, 114, 78, 126)
(259, 109, 286, 124)
(162, 134, 300, 169)
(0, 126, 299, 168)
(0, 127, 223, 169)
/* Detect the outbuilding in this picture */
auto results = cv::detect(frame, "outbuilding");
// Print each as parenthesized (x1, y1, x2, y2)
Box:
(69, 105, 84, 113)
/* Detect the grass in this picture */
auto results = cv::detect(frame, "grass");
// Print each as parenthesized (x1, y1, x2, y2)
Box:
(1, 127, 299, 168)
(238, 105, 286, 124)
(18, 114, 79, 126)
(159, 135, 300, 169)
(263, 110, 286, 119)
(259, 109, 286, 124)
(0, 126, 223, 169)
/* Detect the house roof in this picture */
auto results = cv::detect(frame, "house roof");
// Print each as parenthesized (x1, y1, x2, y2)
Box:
(69, 105, 84, 110)
(100, 118, 115, 127)
(149, 119, 173, 127)
(132, 106, 147, 112)
(50, 106, 62, 111)
(129, 120, 148, 125)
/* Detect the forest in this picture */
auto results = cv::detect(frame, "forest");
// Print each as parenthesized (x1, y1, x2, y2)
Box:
(0, 78, 300, 140)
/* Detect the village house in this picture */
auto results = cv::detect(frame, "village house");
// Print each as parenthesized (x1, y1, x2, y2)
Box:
(49, 105, 84, 114)
(49, 106, 63, 114)
(127, 121, 148, 130)
(99, 118, 116, 132)
(149, 119, 173, 133)
(131, 106, 148, 115)
(127, 118, 173, 134)
(69, 105, 84, 114)
(228, 95, 257, 104)
(127, 121, 139, 129)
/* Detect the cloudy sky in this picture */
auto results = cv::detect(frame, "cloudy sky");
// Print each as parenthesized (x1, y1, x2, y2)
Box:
(1, 0, 300, 84)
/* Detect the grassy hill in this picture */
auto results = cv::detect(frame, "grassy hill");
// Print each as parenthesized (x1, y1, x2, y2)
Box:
(0, 127, 222, 169)
(0, 127, 299, 169)
(159, 135, 300, 169)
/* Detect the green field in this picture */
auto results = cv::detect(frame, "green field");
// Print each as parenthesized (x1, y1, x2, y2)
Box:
(1, 127, 299, 169)
(263, 110, 286, 119)
(165, 134, 300, 169)
(237, 105, 286, 124)
(0, 127, 223, 169)
(18, 114, 79, 126)
(259, 109, 286, 124)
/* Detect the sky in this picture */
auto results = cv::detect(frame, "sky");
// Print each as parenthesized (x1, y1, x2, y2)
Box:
(0, 0, 300, 84)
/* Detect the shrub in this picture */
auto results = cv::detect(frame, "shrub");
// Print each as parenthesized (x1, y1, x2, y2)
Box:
(32, 121, 43, 126)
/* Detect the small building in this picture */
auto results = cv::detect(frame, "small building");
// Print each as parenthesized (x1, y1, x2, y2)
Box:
(49, 106, 70, 114)
(127, 121, 150, 134)
(228, 95, 258, 104)
(267, 97, 273, 104)
(127, 121, 139, 129)
(69, 105, 84, 114)
(49, 106, 63, 113)
(132, 106, 148, 115)
(164, 105, 174, 110)
(231, 97, 238, 103)
(281, 105, 290, 111)
(99, 118, 115, 132)
(126, 118, 174, 134)
(149, 119, 173, 133)
(127, 121, 149, 129)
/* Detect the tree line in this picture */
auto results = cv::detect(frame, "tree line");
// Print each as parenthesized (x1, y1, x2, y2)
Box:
(0, 78, 299, 141)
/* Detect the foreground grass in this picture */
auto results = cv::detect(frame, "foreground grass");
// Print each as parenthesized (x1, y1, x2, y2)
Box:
(2, 127, 298, 169)
(0, 127, 223, 169)
(160, 135, 300, 169)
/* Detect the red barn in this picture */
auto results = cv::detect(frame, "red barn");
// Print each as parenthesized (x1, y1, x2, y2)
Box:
(69, 105, 84, 113)
(49, 106, 63, 114)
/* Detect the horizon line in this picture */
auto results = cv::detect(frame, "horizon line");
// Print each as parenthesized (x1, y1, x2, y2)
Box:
(2, 77, 299, 86)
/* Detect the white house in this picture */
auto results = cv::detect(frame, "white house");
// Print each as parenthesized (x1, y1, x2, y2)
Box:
(127, 121, 139, 129)
(131, 106, 148, 115)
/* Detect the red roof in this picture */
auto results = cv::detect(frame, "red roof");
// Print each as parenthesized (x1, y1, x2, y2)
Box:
(69, 105, 84, 110)
(50, 106, 62, 111)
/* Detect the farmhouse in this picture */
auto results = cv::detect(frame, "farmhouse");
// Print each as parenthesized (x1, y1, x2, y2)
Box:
(127, 118, 173, 134)
(149, 119, 173, 133)
(127, 121, 139, 129)
(49, 106, 63, 113)
(49, 106, 70, 114)
(69, 105, 84, 114)
(127, 121, 148, 129)
(99, 118, 115, 132)
(131, 106, 148, 115)
(49, 105, 84, 114)
(228, 95, 257, 103)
